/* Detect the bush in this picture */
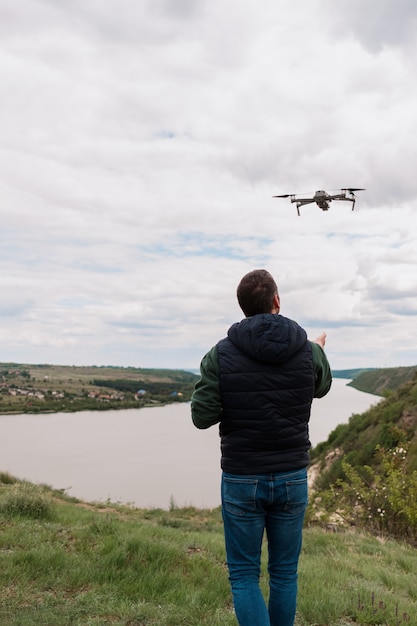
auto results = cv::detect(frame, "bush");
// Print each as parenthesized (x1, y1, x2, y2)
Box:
(0, 471, 18, 484)
(320, 443, 417, 545)
(0, 482, 55, 520)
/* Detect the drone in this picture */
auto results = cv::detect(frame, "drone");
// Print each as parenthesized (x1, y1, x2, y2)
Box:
(273, 188, 365, 216)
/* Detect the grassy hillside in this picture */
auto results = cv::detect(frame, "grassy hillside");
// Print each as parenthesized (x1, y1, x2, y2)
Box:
(311, 371, 417, 480)
(1, 475, 416, 626)
(347, 366, 417, 395)
(309, 370, 417, 548)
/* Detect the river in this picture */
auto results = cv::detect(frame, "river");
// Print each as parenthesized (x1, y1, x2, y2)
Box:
(0, 379, 378, 509)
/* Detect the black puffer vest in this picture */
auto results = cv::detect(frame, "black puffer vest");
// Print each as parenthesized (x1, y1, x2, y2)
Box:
(217, 314, 314, 474)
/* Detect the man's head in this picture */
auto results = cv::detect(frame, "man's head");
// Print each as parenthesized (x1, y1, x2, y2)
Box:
(237, 269, 280, 317)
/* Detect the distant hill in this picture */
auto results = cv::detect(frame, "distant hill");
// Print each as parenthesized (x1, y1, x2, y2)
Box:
(332, 365, 417, 396)
(346, 365, 417, 395)
(332, 368, 376, 380)
(311, 368, 417, 490)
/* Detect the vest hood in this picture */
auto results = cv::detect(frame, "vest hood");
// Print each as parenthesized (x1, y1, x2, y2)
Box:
(227, 314, 307, 365)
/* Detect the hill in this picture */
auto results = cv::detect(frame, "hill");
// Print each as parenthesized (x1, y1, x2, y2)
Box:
(332, 367, 376, 380)
(347, 365, 417, 395)
(309, 369, 417, 547)
(1, 475, 417, 625)
(311, 370, 417, 481)
(0, 363, 198, 414)
(332, 365, 417, 395)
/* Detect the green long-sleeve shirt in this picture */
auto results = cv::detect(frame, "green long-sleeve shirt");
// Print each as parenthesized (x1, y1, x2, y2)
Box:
(191, 341, 332, 430)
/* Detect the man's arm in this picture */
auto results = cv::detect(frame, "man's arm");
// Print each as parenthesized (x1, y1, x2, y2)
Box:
(310, 335, 332, 398)
(191, 346, 223, 429)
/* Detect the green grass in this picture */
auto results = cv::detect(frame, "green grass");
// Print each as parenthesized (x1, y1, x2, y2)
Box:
(1, 479, 417, 625)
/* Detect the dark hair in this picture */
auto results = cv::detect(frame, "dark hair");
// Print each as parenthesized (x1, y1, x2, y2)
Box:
(237, 269, 278, 317)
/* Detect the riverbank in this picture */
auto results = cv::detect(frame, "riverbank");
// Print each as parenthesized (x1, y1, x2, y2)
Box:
(0, 362, 198, 414)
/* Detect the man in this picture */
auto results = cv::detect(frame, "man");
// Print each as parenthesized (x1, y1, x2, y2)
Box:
(191, 269, 332, 626)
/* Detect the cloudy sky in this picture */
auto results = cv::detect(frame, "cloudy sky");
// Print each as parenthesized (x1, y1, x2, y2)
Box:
(1, 0, 417, 371)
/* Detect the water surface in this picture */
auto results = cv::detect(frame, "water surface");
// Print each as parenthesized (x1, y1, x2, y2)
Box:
(0, 379, 378, 508)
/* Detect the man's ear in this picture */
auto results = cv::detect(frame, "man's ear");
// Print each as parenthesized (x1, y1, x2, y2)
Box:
(272, 293, 280, 313)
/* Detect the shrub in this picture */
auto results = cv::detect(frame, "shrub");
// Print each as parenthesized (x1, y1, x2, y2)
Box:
(322, 443, 417, 545)
(0, 482, 55, 520)
(0, 471, 18, 484)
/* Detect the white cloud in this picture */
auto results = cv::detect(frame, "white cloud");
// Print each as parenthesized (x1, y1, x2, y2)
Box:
(0, 0, 416, 370)
(321, 0, 417, 51)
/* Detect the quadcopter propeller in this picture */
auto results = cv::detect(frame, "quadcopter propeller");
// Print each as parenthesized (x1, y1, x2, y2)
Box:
(342, 188, 366, 193)
(272, 194, 293, 198)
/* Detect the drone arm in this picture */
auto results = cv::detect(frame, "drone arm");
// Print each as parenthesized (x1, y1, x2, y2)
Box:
(339, 188, 364, 210)
(294, 198, 316, 216)
(295, 198, 315, 206)
(334, 196, 355, 210)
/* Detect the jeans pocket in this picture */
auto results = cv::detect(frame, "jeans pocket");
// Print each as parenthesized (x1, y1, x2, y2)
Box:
(284, 477, 308, 513)
(222, 476, 258, 516)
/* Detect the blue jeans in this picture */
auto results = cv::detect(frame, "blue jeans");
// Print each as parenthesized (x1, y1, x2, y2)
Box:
(221, 468, 308, 626)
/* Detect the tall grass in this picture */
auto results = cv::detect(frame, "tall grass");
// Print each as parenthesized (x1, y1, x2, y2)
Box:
(1, 481, 54, 520)
(1, 477, 417, 625)
(296, 529, 414, 625)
